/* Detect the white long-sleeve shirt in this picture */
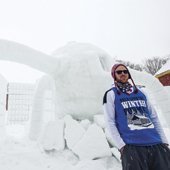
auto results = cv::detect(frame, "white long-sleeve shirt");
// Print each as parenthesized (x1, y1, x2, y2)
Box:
(103, 87, 169, 150)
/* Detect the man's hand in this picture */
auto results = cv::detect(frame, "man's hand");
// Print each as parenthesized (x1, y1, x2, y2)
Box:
(163, 143, 170, 149)
(119, 146, 126, 160)
(119, 145, 125, 155)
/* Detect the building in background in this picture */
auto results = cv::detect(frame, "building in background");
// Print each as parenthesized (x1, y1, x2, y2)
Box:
(155, 60, 170, 86)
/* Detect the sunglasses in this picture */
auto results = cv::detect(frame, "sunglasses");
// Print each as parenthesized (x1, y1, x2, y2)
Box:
(115, 70, 128, 75)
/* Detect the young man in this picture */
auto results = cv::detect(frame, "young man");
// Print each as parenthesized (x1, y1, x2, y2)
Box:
(103, 63, 170, 170)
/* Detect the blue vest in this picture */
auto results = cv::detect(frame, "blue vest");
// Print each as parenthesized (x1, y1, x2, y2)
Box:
(113, 87, 162, 145)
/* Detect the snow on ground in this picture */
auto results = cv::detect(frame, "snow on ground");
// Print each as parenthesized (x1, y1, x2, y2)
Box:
(1, 112, 169, 170)
(0, 135, 121, 170)
(0, 117, 121, 170)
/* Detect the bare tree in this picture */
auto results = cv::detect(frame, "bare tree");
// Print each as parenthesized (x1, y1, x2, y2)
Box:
(143, 57, 169, 75)
(116, 59, 143, 71)
(116, 55, 170, 75)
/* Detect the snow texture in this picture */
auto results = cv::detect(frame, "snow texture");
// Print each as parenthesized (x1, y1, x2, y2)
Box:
(72, 124, 112, 160)
(64, 115, 86, 149)
(40, 119, 65, 151)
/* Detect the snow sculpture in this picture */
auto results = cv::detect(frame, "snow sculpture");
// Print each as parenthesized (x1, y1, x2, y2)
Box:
(51, 42, 114, 120)
(0, 39, 169, 130)
(40, 119, 65, 151)
(72, 124, 112, 160)
(64, 115, 86, 149)
(0, 74, 7, 140)
(29, 75, 57, 140)
(0, 74, 7, 125)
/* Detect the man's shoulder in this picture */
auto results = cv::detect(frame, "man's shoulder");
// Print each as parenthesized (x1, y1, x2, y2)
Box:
(103, 87, 115, 104)
(136, 85, 146, 94)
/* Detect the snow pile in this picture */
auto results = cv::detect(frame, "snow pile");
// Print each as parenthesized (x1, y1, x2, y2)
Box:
(69, 157, 121, 170)
(0, 136, 121, 170)
(40, 113, 170, 162)
(64, 115, 86, 149)
(80, 119, 91, 130)
(40, 115, 113, 161)
(72, 124, 111, 160)
(40, 120, 65, 151)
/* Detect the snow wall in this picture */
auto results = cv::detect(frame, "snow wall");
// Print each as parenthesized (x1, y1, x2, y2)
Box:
(29, 75, 57, 140)
(0, 74, 7, 140)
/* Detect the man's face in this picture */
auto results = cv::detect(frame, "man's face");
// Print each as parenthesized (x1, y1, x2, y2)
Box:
(115, 66, 129, 83)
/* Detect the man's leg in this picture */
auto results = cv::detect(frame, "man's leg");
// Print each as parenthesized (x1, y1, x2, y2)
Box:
(121, 145, 149, 170)
(150, 144, 170, 170)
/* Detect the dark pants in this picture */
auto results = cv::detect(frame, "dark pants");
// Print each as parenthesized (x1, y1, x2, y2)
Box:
(121, 144, 170, 170)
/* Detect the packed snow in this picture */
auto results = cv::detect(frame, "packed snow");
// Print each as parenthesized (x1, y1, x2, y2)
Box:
(0, 40, 170, 170)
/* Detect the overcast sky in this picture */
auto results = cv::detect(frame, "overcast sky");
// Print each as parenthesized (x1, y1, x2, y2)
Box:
(0, 0, 170, 64)
(0, 61, 45, 83)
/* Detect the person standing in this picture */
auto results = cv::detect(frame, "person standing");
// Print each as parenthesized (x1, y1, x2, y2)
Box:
(103, 63, 170, 170)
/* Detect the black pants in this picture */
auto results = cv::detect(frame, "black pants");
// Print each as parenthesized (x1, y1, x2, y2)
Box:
(121, 144, 170, 170)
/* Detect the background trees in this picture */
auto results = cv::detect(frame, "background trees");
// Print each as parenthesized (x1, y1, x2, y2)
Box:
(116, 55, 170, 75)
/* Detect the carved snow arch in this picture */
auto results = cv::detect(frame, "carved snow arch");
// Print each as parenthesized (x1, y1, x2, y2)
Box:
(29, 75, 57, 140)
(0, 39, 58, 75)
(0, 40, 58, 139)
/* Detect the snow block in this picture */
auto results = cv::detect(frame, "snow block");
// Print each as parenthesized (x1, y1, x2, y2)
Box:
(80, 119, 91, 130)
(110, 147, 121, 162)
(41, 119, 65, 151)
(64, 115, 86, 149)
(72, 124, 112, 160)
(52, 42, 113, 120)
(93, 114, 106, 129)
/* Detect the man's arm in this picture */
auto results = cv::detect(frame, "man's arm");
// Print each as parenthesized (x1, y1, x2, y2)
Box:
(103, 90, 126, 150)
(141, 89, 169, 145)
(147, 99, 169, 145)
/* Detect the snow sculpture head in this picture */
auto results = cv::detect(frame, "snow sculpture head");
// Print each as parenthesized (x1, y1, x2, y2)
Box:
(52, 42, 114, 120)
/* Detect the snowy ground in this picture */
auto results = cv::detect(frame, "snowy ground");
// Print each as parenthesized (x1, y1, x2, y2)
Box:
(0, 124, 121, 170)
(1, 120, 169, 170)
(0, 137, 121, 170)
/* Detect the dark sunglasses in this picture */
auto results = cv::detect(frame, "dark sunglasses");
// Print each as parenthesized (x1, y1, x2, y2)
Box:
(115, 70, 128, 75)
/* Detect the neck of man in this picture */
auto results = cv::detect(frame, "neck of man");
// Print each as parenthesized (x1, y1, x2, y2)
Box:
(116, 81, 133, 93)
